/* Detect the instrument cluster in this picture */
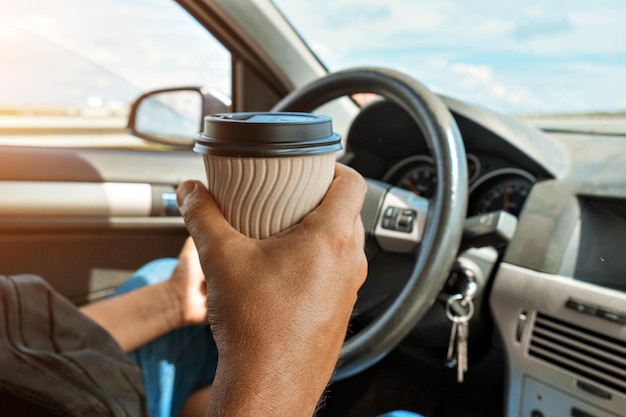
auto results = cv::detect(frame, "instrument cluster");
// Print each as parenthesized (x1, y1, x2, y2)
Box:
(382, 153, 536, 217)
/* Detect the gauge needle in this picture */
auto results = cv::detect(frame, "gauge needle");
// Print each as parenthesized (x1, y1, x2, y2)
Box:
(407, 179, 420, 195)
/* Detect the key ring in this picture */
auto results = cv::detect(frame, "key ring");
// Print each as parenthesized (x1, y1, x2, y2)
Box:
(445, 294, 474, 323)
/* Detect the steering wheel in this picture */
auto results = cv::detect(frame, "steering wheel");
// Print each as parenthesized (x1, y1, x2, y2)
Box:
(272, 67, 468, 380)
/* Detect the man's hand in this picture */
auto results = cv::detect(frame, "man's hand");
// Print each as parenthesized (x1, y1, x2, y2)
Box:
(177, 163, 367, 417)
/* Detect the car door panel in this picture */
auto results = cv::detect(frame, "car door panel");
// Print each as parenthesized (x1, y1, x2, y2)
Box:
(0, 145, 206, 304)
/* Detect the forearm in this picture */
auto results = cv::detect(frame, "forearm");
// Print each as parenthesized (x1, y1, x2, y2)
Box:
(80, 281, 182, 352)
(206, 310, 350, 417)
(207, 353, 336, 417)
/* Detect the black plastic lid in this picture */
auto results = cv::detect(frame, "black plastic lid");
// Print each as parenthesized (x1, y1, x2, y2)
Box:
(194, 112, 342, 157)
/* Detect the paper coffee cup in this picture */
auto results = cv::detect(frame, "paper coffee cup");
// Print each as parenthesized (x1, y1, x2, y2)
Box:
(193, 112, 342, 239)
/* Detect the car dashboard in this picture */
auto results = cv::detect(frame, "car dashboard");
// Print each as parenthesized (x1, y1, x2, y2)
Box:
(493, 133, 626, 417)
(343, 97, 563, 217)
(343, 97, 626, 417)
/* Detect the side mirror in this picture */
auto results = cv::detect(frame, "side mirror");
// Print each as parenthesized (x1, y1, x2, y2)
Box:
(128, 86, 231, 147)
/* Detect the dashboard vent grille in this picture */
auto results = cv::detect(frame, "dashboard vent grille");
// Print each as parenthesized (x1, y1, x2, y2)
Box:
(529, 313, 626, 394)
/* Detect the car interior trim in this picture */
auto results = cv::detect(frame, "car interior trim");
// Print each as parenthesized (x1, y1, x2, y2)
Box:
(0, 217, 185, 232)
(0, 181, 152, 217)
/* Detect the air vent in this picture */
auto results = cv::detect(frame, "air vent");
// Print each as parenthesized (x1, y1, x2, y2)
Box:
(529, 313, 626, 394)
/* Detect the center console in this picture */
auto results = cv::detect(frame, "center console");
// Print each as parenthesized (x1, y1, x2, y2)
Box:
(491, 196, 626, 417)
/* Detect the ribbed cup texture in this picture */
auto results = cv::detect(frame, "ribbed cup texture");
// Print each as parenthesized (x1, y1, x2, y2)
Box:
(204, 154, 335, 239)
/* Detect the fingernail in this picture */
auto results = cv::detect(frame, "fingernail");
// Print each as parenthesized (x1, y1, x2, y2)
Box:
(176, 180, 197, 209)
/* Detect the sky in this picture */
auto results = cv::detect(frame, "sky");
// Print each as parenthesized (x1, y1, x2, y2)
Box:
(1, 0, 625, 115)
(275, 0, 626, 115)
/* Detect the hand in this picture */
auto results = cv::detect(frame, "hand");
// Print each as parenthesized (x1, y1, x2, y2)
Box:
(177, 163, 367, 417)
(166, 237, 208, 327)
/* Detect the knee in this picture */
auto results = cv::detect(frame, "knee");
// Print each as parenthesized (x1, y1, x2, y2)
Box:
(114, 258, 178, 295)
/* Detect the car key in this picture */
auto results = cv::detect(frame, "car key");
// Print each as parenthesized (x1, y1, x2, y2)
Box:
(445, 319, 459, 367)
(456, 316, 469, 382)
(445, 293, 474, 383)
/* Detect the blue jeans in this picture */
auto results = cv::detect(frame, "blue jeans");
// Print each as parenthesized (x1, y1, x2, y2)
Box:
(116, 259, 422, 417)
(113, 259, 218, 417)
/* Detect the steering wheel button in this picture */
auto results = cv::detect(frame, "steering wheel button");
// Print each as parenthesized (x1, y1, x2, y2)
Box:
(384, 206, 398, 218)
(382, 207, 399, 230)
(382, 217, 396, 230)
(396, 210, 416, 233)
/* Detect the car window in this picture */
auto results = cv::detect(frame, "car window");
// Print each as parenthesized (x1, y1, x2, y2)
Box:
(0, 0, 231, 147)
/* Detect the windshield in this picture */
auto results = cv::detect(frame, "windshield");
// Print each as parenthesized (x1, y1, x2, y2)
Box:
(274, 0, 626, 116)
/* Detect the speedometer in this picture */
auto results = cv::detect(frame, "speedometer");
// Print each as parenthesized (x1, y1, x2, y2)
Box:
(469, 171, 535, 217)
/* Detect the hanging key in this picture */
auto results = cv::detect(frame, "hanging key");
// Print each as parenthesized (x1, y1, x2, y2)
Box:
(445, 319, 459, 367)
(445, 293, 474, 383)
(456, 315, 469, 382)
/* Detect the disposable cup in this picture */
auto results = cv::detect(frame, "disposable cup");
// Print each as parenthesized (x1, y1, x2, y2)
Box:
(194, 112, 342, 239)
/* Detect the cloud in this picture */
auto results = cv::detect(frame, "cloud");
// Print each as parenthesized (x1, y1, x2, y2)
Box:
(446, 63, 542, 112)
(325, 3, 392, 29)
(512, 16, 573, 41)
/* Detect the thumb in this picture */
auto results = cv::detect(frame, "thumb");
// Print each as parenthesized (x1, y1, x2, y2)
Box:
(176, 180, 237, 247)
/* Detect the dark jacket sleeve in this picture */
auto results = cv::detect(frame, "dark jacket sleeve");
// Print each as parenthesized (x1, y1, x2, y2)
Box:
(0, 274, 147, 417)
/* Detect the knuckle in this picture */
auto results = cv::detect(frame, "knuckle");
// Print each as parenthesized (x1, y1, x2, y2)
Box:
(341, 164, 367, 196)
(179, 192, 206, 219)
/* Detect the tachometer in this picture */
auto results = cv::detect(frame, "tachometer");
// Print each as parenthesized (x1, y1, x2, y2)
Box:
(469, 171, 535, 217)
